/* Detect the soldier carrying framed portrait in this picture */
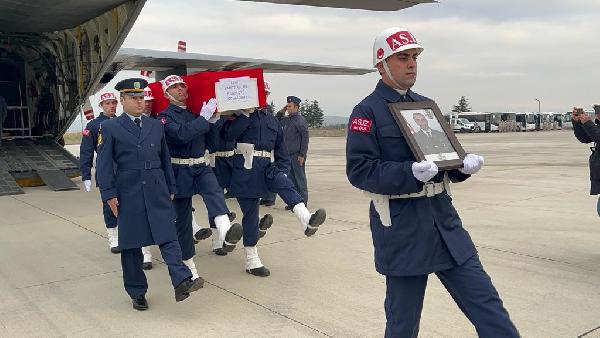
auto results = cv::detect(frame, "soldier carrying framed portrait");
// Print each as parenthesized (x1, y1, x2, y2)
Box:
(388, 100, 466, 170)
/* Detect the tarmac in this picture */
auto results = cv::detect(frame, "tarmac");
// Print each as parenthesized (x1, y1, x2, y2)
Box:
(0, 130, 598, 337)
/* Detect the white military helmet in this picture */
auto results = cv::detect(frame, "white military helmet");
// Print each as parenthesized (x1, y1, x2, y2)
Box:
(373, 27, 423, 67)
(143, 87, 154, 101)
(161, 74, 186, 93)
(98, 92, 117, 106)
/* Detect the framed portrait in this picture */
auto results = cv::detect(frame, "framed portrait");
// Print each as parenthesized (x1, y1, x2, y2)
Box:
(388, 101, 466, 170)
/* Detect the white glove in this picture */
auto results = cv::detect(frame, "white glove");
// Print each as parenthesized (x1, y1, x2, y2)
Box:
(207, 111, 221, 124)
(199, 98, 218, 121)
(459, 154, 484, 175)
(84, 180, 92, 192)
(412, 161, 438, 183)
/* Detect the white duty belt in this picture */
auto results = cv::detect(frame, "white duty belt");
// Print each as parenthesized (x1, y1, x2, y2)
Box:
(364, 173, 452, 227)
(208, 151, 235, 167)
(171, 156, 207, 166)
(235, 143, 273, 169)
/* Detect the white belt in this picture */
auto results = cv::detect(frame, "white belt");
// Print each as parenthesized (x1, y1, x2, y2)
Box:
(208, 151, 235, 167)
(214, 151, 235, 158)
(171, 157, 207, 166)
(235, 143, 274, 169)
(364, 174, 451, 227)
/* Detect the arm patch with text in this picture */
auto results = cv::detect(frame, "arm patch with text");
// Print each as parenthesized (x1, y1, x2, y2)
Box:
(350, 117, 373, 133)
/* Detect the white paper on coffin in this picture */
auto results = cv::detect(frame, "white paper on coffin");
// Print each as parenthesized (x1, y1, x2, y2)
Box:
(215, 77, 259, 114)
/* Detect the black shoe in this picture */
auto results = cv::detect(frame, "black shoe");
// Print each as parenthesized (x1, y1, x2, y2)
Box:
(258, 214, 273, 239)
(259, 199, 268, 206)
(228, 211, 237, 222)
(222, 223, 243, 253)
(110, 246, 121, 254)
(285, 205, 293, 211)
(143, 261, 153, 270)
(246, 266, 270, 277)
(174, 277, 204, 302)
(194, 228, 212, 241)
(213, 248, 228, 256)
(305, 208, 326, 237)
(132, 296, 148, 311)
(224, 191, 234, 199)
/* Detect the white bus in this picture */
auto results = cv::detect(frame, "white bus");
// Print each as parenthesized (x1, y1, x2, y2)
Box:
(515, 112, 536, 131)
(458, 112, 501, 132)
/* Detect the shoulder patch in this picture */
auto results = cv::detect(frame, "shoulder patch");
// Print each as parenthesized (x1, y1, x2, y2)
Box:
(82, 129, 91, 137)
(160, 117, 167, 125)
(350, 117, 373, 133)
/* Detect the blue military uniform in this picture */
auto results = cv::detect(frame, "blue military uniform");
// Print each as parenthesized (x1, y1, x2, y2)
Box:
(96, 78, 196, 305)
(346, 80, 518, 337)
(207, 116, 236, 190)
(159, 103, 235, 260)
(281, 96, 309, 204)
(79, 113, 117, 230)
(224, 108, 303, 247)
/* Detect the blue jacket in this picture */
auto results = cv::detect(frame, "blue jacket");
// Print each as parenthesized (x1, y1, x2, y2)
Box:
(79, 113, 112, 182)
(346, 80, 476, 276)
(224, 108, 290, 198)
(281, 113, 309, 157)
(206, 116, 236, 189)
(96, 114, 178, 249)
(159, 104, 212, 198)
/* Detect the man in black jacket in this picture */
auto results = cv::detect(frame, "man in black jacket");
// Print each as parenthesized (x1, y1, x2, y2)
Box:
(573, 105, 600, 215)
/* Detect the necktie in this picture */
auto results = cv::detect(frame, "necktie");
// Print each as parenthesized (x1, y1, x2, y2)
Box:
(134, 118, 141, 129)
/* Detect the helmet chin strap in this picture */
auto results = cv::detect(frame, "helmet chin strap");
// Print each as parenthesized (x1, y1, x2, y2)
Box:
(382, 59, 408, 93)
(166, 91, 185, 106)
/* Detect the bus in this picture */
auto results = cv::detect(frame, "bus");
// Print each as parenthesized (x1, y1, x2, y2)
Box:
(515, 112, 536, 131)
(457, 112, 501, 132)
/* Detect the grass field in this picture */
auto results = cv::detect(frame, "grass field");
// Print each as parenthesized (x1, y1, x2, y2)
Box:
(63, 132, 82, 145)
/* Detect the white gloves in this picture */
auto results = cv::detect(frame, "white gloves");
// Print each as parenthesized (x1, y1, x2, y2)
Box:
(207, 111, 221, 124)
(84, 180, 92, 192)
(459, 154, 484, 175)
(412, 161, 438, 183)
(199, 98, 218, 121)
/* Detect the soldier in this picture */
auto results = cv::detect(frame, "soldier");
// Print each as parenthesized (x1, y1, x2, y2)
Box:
(96, 78, 201, 310)
(158, 75, 243, 281)
(79, 92, 119, 253)
(346, 28, 519, 337)
(281, 96, 309, 208)
(224, 103, 326, 277)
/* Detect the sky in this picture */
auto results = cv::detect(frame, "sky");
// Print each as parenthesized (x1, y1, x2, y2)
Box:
(86, 0, 600, 120)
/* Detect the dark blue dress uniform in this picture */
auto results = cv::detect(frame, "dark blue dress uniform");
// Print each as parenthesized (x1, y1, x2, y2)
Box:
(96, 112, 192, 300)
(281, 96, 310, 204)
(79, 113, 117, 229)
(224, 108, 302, 247)
(206, 116, 236, 190)
(159, 104, 231, 260)
(346, 80, 518, 337)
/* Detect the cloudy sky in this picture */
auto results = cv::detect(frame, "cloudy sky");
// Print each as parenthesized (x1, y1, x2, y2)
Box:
(99, 0, 600, 117)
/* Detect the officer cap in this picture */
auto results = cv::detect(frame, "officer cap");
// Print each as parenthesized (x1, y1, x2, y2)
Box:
(114, 78, 148, 97)
(287, 96, 301, 105)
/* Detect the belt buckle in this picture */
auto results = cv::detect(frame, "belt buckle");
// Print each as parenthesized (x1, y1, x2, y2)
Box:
(425, 182, 435, 197)
(144, 160, 151, 170)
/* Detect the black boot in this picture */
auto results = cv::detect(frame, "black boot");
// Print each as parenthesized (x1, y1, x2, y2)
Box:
(222, 223, 243, 253)
(305, 209, 326, 237)
(194, 228, 212, 241)
(142, 261, 153, 270)
(132, 296, 148, 311)
(174, 277, 204, 302)
(246, 266, 271, 277)
(258, 214, 273, 239)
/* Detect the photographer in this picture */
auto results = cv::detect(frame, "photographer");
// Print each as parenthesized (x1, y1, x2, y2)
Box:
(573, 105, 600, 214)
